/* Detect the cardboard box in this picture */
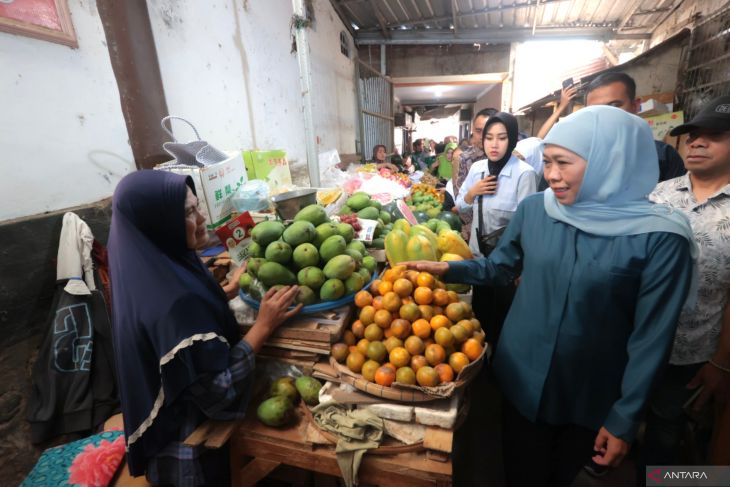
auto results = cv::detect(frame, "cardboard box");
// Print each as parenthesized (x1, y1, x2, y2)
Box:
(155, 151, 247, 229)
(242, 150, 292, 194)
(214, 212, 256, 265)
(639, 99, 669, 117)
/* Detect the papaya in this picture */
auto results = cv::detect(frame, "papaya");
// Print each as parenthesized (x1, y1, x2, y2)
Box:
(357, 206, 380, 220)
(283, 220, 316, 247)
(384, 229, 409, 267)
(264, 241, 292, 264)
(436, 230, 473, 259)
(426, 218, 440, 233)
(294, 204, 328, 226)
(319, 235, 347, 262)
(406, 234, 438, 261)
(410, 225, 439, 254)
(346, 193, 371, 211)
(392, 219, 411, 236)
(257, 261, 297, 287)
(440, 252, 464, 262)
(251, 220, 285, 247)
(323, 254, 356, 280)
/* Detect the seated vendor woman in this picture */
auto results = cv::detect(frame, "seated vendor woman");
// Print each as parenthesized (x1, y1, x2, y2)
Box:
(371, 144, 399, 173)
(403, 106, 697, 487)
(108, 170, 302, 486)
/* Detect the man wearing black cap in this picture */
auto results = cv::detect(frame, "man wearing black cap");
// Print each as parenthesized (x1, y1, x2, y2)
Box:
(645, 96, 730, 465)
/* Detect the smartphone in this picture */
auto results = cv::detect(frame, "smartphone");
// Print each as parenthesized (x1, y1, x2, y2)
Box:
(562, 77, 574, 89)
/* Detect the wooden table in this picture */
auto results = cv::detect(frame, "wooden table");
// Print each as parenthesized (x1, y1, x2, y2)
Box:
(229, 410, 452, 487)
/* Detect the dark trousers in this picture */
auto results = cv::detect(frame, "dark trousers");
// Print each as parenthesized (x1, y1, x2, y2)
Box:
(502, 400, 597, 487)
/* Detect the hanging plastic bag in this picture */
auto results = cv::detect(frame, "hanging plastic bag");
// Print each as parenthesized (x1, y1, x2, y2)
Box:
(231, 179, 270, 213)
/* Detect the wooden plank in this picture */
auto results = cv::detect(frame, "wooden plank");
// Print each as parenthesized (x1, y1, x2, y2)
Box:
(239, 458, 281, 487)
(204, 421, 239, 449)
(183, 421, 213, 447)
(423, 427, 453, 453)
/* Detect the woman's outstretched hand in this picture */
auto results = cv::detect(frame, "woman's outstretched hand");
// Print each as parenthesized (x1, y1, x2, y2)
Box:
(401, 261, 449, 276)
(244, 285, 303, 353)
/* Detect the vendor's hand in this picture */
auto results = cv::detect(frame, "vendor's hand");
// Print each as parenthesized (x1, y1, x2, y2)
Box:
(560, 85, 578, 107)
(592, 427, 629, 467)
(223, 264, 248, 300)
(687, 362, 730, 408)
(401, 261, 449, 276)
(468, 176, 498, 200)
(257, 286, 303, 332)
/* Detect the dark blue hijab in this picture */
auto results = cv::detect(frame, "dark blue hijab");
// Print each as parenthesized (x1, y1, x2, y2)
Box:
(108, 170, 240, 475)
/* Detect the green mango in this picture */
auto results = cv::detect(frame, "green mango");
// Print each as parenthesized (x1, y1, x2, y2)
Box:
(297, 266, 326, 290)
(295, 376, 322, 406)
(323, 255, 356, 280)
(292, 243, 319, 268)
(320, 278, 345, 301)
(319, 235, 347, 262)
(264, 241, 292, 265)
(257, 395, 294, 427)
(257, 262, 297, 287)
(283, 220, 316, 247)
(251, 221, 285, 247)
(293, 204, 329, 226)
(346, 193, 371, 211)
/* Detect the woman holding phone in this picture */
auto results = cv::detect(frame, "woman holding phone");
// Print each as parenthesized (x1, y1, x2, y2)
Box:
(455, 111, 537, 345)
(405, 106, 696, 486)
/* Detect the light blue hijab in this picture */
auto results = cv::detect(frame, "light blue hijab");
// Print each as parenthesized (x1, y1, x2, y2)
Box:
(542, 105, 695, 247)
(543, 105, 697, 308)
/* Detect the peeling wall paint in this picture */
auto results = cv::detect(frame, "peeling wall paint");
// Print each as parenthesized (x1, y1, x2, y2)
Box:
(0, 0, 136, 221)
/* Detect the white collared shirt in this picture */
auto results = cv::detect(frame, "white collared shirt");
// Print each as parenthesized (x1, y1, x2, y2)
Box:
(456, 155, 537, 256)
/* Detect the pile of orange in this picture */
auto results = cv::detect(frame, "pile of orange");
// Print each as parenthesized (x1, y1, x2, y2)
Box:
(333, 265, 485, 388)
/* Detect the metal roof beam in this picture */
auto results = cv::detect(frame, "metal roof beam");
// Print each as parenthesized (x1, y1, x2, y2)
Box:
(329, 0, 356, 36)
(618, 0, 645, 30)
(360, 0, 570, 32)
(372, 1, 391, 39)
(451, 0, 458, 34)
(355, 27, 651, 45)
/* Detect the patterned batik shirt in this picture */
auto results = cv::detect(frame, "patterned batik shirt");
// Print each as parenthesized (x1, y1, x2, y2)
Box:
(650, 174, 730, 365)
(453, 145, 486, 240)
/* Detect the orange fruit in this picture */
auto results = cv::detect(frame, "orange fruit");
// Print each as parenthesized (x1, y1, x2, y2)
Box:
(416, 366, 440, 387)
(378, 280, 393, 295)
(445, 302, 467, 322)
(430, 314, 451, 331)
(449, 352, 470, 373)
(382, 268, 396, 283)
(395, 366, 417, 385)
(414, 287, 434, 305)
(432, 306, 444, 317)
(382, 292, 402, 313)
(412, 319, 432, 339)
(446, 291, 460, 303)
(383, 336, 403, 353)
(418, 305, 434, 321)
(374, 309, 393, 329)
(391, 265, 407, 279)
(384, 328, 394, 338)
(351, 320, 365, 338)
(462, 302, 473, 316)
(450, 324, 470, 344)
(472, 331, 486, 345)
(346, 351, 366, 373)
(432, 288, 450, 307)
(389, 347, 411, 368)
(457, 319, 475, 335)
(470, 318, 482, 332)
(405, 270, 420, 286)
(390, 318, 412, 340)
(462, 338, 483, 361)
(399, 302, 421, 322)
(354, 290, 373, 308)
(434, 363, 455, 383)
(359, 306, 375, 326)
(404, 335, 425, 356)
(416, 272, 435, 289)
(364, 323, 384, 341)
(434, 280, 446, 290)
(434, 327, 455, 348)
(410, 355, 428, 372)
(370, 279, 382, 296)
(374, 365, 396, 386)
(425, 343, 447, 366)
(331, 343, 349, 363)
(372, 295, 384, 310)
(356, 338, 370, 356)
(393, 278, 414, 298)
(362, 359, 380, 382)
(382, 362, 397, 372)
(343, 330, 356, 346)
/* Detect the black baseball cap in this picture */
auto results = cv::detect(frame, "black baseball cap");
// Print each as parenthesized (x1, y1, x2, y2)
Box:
(670, 95, 730, 136)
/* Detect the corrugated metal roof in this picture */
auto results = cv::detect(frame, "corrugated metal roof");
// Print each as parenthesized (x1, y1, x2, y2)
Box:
(331, 0, 679, 44)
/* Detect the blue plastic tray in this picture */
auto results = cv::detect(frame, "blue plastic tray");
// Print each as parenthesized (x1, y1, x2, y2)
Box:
(239, 271, 376, 314)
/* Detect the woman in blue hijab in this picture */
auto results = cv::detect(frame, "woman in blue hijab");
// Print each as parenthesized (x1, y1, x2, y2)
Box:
(108, 170, 301, 485)
(404, 106, 696, 486)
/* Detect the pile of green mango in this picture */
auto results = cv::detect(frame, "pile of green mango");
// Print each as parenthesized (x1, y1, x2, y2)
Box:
(240, 203, 377, 305)
(257, 375, 323, 427)
(338, 192, 395, 250)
